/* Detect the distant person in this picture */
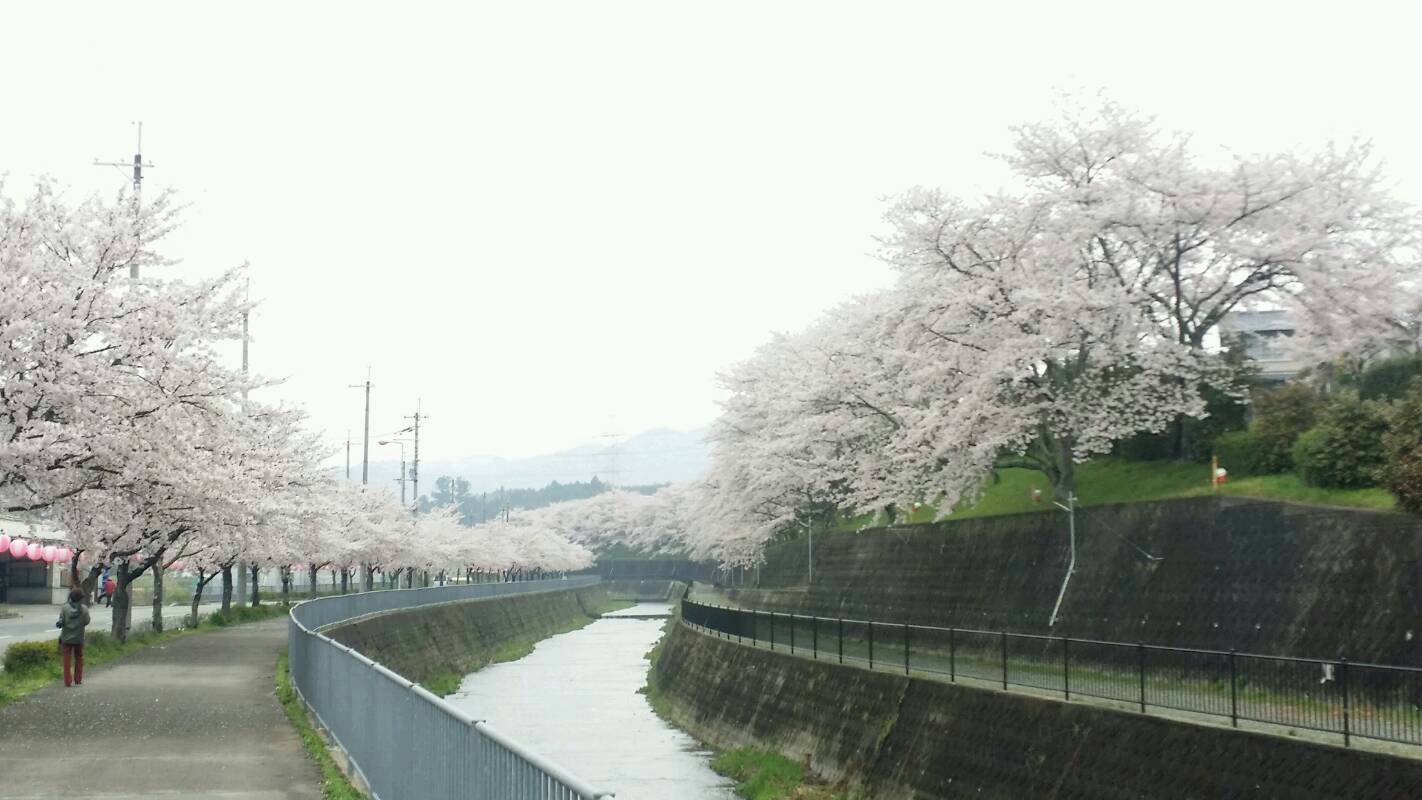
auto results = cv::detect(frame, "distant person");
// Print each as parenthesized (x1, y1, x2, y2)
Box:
(56, 589, 91, 687)
(102, 576, 116, 607)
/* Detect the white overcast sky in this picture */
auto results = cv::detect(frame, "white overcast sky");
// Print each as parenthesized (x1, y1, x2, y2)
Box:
(3, 1, 1420, 461)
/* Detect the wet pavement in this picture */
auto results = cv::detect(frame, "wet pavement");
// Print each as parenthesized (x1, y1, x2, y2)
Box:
(0, 618, 321, 800)
(449, 603, 736, 800)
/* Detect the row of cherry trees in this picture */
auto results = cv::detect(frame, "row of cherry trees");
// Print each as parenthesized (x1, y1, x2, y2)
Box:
(648, 96, 1420, 568)
(0, 181, 593, 640)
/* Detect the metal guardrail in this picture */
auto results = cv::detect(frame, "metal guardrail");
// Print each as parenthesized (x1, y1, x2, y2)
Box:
(288, 576, 614, 799)
(682, 598, 1422, 748)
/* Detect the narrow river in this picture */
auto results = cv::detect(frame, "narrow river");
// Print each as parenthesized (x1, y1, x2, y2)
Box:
(447, 603, 737, 799)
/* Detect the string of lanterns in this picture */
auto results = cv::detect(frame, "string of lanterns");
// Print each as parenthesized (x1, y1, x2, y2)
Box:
(0, 533, 73, 564)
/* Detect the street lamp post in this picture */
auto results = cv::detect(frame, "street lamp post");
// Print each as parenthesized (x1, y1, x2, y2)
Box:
(377, 438, 411, 507)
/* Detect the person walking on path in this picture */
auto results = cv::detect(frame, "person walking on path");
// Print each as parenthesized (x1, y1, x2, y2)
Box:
(56, 589, 90, 687)
(101, 575, 116, 607)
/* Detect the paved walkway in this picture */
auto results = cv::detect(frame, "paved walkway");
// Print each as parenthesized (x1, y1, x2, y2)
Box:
(0, 619, 322, 800)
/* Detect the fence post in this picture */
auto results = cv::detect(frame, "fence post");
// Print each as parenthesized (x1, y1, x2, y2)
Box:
(904, 624, 911, 675)
(1341, 658, 1350, 748)
(1137, 643, 1147, 713)
(838, 618, 844, 664)
(1229, 649, 1238, 728)
(868, 621, 875, 669)
(736, 607, 742, 644)
(1001, 631, 1008, 690)
(949, 628, 956, 682)
(1063, 636, 1070, 701)
(769, 611, 775, 651)
(812, 615, 818, 660)
(790, 614, 796, 654)
(751, 610, 757, 647)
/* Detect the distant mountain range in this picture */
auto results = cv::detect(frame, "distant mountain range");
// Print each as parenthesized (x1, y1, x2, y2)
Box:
(358, 426, 710, 497)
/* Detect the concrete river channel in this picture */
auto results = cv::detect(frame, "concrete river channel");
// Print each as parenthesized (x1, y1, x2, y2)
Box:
(447, 602, 737, 799)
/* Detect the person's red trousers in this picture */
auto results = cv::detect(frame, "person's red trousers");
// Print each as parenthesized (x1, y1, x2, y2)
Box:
(61, 643, 83, 686)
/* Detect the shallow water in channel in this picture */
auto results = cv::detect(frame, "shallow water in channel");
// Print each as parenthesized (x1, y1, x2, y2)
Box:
(447, 603, 737, 799)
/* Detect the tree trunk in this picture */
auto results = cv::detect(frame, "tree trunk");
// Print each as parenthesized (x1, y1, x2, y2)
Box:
(221, 565, 233, 612)
(250, 563, 261, 606)
(340, 567, 349, 594)
(1053, 434, 1078, 503)
(361, 563, 373, 593)
(280, 565, 291, 606)
(191, 569, 218, 627)
(151, 559, 164, 634)
(308, 564, 318, 599)
(111, 561, 133, 643)
(237, 561, 248, 607)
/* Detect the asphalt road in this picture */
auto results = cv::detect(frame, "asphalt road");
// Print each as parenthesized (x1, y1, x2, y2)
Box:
(0, 618, 322, 799)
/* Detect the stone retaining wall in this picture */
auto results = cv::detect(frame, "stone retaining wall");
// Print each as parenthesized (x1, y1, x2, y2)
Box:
(651, 622, 1422, 799)
(726, 496, 1422, 663)
(325, 583, 609, 685)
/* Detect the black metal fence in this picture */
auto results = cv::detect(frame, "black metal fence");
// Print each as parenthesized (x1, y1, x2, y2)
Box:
(680, 599, 1422, 748)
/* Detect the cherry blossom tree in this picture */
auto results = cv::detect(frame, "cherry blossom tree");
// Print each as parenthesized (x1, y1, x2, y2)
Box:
(690, 93, 1420, 567)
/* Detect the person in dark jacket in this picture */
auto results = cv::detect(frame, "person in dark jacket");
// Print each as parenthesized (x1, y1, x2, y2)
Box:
(57, 589, 91, 687)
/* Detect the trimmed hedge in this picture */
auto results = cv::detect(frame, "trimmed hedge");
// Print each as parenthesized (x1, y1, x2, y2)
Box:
(2, 641, 57, 674)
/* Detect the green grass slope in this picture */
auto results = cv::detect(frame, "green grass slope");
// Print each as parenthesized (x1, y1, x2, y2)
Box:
(835, 458, 1397, 532)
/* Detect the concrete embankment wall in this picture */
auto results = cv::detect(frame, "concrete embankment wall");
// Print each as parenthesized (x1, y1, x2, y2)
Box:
(726, 496, 1422, 663)
(605, 579, 686, 602)
(651, 623, 1422, 799)
(326, 583, 609, 685)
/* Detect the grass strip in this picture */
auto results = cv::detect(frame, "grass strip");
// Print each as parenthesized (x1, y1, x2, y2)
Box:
(276, 653, 368, 800)
(711, 748, 844, 800)
(830, 458, 1397, 533)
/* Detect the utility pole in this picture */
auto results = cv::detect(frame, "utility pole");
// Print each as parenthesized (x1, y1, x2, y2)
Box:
(405, 402, 426, 514)
(345, 430, 352, 481)
(348, 371, 371, 486)
(93, 122, 155, 279)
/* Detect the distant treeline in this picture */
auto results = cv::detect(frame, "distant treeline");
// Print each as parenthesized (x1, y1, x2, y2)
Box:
(418, 476, 665, 525)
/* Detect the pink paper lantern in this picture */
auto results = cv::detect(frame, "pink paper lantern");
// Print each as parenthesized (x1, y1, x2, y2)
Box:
(0, 534, 9, 552)
(8, 538, 27, 559)
(42, 545, 56, 563)
(26, 542, 42, 560)
(55, 547, 72, 564)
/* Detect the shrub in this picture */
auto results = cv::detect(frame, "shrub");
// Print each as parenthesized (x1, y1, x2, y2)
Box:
(1250, 383, 1321, 473)
(1357, 355, 1422, 401)
(1379, 377, 1422, 513)
(1291, 392, 1389, 488)
(1213, 430, 1264, 477)
(3, 641, 57, 674)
